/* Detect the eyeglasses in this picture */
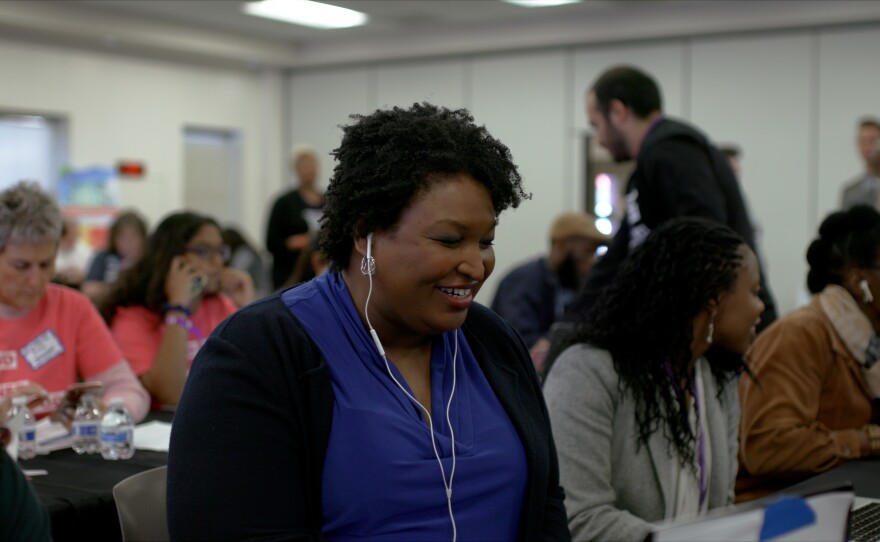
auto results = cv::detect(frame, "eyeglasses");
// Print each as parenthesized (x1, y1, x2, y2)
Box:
(185, 245, 231, 262)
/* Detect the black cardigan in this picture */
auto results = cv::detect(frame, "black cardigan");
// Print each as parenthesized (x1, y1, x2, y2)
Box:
(167, 294, 570, 541)
(566, 118, 777, 329)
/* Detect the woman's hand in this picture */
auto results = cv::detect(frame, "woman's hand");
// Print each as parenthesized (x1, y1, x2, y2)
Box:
(166, 255, 206, 307)
(285, 232, 311, 251)
(530, 338, 551, 374)
(220, 267, 256, 308)
(1, 382, 50, 419)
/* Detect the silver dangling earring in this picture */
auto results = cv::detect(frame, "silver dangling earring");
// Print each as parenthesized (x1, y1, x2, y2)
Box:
(360, 255, 375, 276)
(861, 279, 874, 304)
(705, 310, 716, 344)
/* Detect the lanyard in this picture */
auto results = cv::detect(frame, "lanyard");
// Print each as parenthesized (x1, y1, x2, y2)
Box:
(664, 361, 707, 508)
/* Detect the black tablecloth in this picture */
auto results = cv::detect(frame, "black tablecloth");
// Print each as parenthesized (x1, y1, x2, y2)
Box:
(784, 457, 880, 499)
(22, 411, 172, 541)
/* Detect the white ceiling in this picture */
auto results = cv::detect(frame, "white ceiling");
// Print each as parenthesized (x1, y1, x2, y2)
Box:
(1, 0, 879, 70)
(70, 0, 630, 43)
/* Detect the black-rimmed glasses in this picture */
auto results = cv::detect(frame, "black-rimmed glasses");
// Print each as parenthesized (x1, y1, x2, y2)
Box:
(185, 245, 231, 262)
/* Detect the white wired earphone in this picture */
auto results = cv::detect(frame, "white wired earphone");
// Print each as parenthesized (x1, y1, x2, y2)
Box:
(361, 232, 459, 542)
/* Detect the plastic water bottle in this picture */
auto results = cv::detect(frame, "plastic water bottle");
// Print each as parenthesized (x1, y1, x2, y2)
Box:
(72, 392, 102, 454)
(100, 398, 134, 460)
(6, 396, 36, 460)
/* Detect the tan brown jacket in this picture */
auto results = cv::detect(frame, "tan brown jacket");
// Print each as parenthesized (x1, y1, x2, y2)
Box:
(736, 295, 876, 502)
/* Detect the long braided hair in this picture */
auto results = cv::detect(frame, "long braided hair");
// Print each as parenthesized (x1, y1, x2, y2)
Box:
(563, 217, 748, 464)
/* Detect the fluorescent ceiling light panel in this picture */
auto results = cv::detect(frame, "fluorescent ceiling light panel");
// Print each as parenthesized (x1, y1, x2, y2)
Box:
(243, 0, 368, 29)
(502, 0, 582, 7)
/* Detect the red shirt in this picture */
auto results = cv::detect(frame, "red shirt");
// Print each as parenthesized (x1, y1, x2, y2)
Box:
(0, 284, 126, 416)
(110, 294, 238, 377)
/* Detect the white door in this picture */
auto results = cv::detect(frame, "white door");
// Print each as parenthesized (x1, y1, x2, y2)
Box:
(182, 128, 241, 223)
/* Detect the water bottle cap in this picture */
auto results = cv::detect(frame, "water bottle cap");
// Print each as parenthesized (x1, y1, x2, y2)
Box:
(11, 395, 27, 406)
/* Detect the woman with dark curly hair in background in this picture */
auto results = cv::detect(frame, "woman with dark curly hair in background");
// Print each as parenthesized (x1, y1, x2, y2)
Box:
(544, 217, 765, 542)
(737, 205, 880, 502)
(167, 103, 570, 541)
(100, 211, 254, 408)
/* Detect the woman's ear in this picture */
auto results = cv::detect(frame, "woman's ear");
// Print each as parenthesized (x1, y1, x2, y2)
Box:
(705, 296, 721, 314)
(353, 235, 368, 258)
(841, 265, 864, 297)
(351, 220, 369, 258)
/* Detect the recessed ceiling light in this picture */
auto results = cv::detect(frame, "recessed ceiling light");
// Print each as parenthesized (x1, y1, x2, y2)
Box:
(501, 0, 582, 7)
(242, 0, 368, 29)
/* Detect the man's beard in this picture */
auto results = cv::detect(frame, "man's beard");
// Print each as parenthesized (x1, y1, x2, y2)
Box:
(557, 253, 582, 290)
(607, 128, 631, 163)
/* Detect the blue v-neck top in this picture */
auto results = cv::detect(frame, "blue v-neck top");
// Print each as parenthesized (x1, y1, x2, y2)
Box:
(283, 272, 527, 541)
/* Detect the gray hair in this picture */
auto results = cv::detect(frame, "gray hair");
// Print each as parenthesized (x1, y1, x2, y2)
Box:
(289, 143, 317, 166)
(0, 181, 63, 252)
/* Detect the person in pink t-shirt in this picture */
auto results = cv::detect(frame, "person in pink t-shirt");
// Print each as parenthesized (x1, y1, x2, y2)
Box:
(101, 211, 254, 408)
(0, 182, 149, 422)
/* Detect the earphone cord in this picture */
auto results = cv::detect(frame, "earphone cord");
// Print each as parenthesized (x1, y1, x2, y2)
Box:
(364, 268, 458, 542)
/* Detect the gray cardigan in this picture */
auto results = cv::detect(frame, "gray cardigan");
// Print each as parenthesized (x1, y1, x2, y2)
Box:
(544, 344, 739, 542)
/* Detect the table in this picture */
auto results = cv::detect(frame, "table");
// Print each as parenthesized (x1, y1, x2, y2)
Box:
(23, 411, 172, 542)
(783, 457, 880, 499)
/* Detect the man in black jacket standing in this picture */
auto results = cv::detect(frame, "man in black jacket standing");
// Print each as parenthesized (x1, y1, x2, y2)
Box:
(564, 65, 776, 332)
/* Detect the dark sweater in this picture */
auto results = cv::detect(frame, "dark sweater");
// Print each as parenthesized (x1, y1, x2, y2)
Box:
(265, 189, 322, 289)
(167, 294, 570, 541)
(491, 257, 558, 347)
(0, 446, 51, 541)
(567, 118, 777, 329)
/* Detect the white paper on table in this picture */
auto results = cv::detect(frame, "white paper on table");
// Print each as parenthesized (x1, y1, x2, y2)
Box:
(134, 420, 172, 452)
(652, 490, 853, 542)
(35, 417, 73, 454)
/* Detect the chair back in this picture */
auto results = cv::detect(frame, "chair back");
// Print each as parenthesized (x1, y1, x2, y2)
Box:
(112, 465, 169, 542)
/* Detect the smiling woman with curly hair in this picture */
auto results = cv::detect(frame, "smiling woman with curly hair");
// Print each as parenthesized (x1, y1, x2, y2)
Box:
(168, 103, 570, 541)
(544, 217, 765, 542)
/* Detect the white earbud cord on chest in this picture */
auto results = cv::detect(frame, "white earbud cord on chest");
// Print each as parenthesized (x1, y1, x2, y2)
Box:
(363, 254, 458, 542)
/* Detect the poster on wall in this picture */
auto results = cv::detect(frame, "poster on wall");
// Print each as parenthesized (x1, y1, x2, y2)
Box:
(56, 165, 121, 251)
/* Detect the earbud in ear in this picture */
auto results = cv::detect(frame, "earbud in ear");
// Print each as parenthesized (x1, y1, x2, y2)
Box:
(360, 232, 376, 276)
(861, 279, 874, 304)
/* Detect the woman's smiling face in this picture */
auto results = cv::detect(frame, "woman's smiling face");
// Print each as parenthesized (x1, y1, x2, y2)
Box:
(363, 173, 497, 340)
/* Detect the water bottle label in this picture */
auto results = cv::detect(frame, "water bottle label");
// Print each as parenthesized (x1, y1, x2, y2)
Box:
(20, 429, 36, 441)
(75, 424, 98, 437)
(100, 431, 130, 444)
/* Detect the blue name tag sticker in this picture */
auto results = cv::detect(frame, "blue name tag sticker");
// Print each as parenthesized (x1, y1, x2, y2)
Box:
(20, 330, 65, 371)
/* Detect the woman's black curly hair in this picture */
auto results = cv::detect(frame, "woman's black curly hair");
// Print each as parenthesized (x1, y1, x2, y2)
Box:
(319, 102, 530, 269)
(563, 217, 749, 465)
(99, 211, 220, 323)
(806, 204, 880, 294)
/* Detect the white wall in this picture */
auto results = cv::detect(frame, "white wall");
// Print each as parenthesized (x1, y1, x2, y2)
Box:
(288, 67, 372, 194)
(469, 50, 570, 304)
(0, 37, 283, 248)
(690, 32, 815, 314)
(818, 26, 880, 218)
(286, 23, 880, 316)
(0, 20, 877, 314)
